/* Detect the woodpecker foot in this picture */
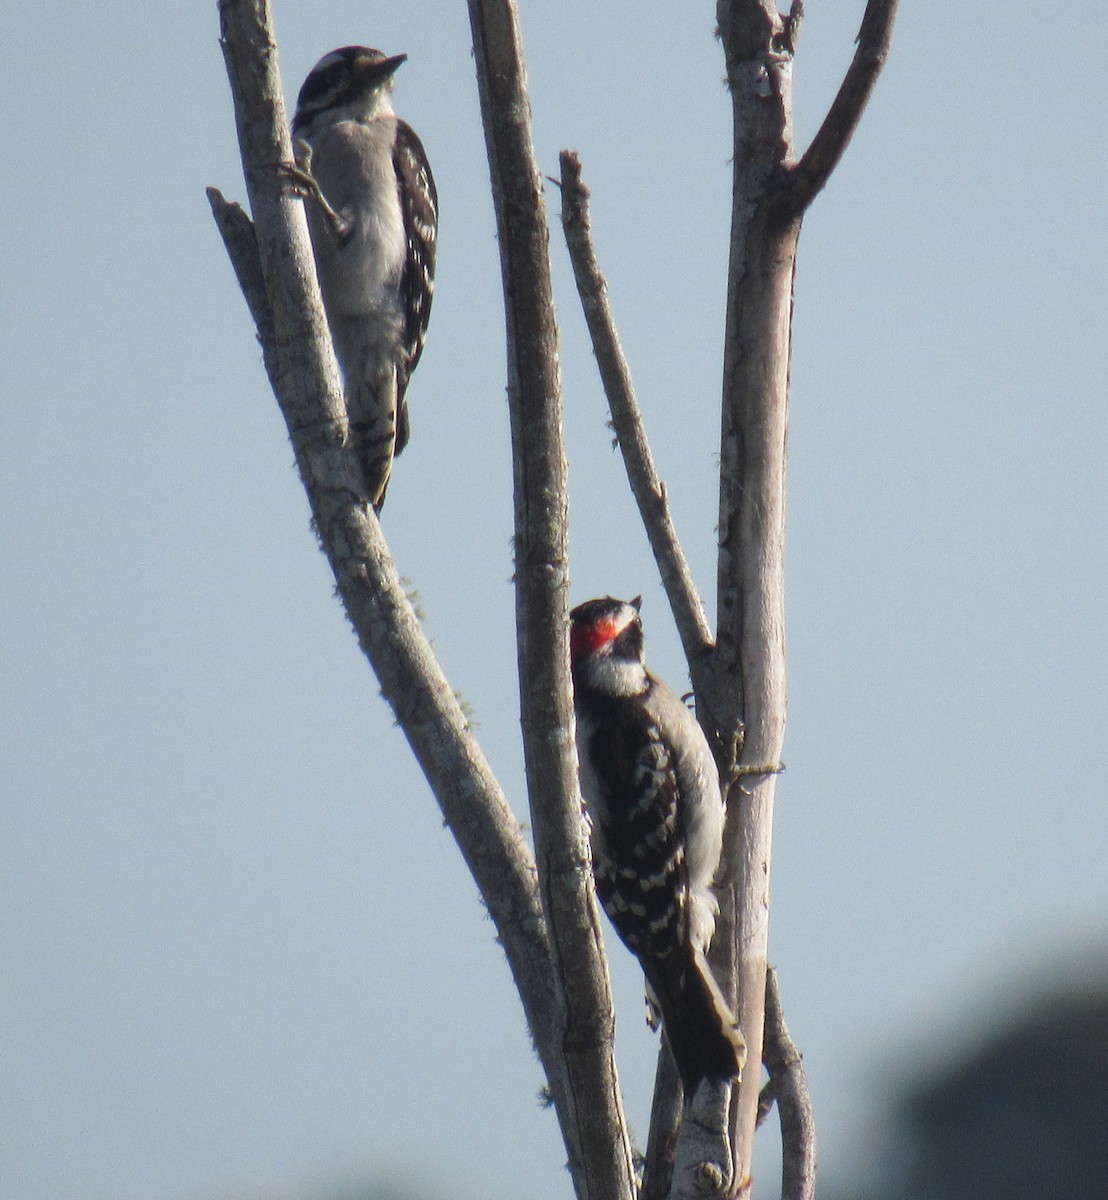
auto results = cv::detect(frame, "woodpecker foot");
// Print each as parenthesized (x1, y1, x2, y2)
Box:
(693, 1160, 726, 1195)
(277, 152, 353, 245)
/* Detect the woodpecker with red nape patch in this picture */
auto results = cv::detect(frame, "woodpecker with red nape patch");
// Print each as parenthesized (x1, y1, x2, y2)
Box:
(291, 46, 437, 511)
(569, 595, 746, 1101)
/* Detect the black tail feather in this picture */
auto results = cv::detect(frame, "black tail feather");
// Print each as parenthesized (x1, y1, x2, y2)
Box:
(646, 948, 746, 1101)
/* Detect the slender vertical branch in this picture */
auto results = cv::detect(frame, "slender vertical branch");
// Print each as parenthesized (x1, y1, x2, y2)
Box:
(557, 150, 714, 673)
(709, 4, 798, 1192)
(642, 1047, 684, 1200)
(466, 3, 635, 1199)
(708, 2, 896, 1193)
(559, 149, 743, 1196)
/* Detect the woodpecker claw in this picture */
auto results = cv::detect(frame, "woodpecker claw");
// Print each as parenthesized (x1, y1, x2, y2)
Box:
(276, 160, 351, 245)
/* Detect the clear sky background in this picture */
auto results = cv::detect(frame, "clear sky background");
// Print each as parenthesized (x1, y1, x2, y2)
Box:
(3, 3, 1106, 1199)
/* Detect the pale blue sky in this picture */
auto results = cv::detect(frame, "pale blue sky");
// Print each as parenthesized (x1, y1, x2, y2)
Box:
(3, 3, 1107, 1199)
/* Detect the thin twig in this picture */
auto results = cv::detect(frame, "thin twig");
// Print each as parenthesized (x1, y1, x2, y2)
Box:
(207, 190, 272, 340)
(763, 968, 816, 1200)
(779, 0, 900, 216)
(557, 150, 714, 671)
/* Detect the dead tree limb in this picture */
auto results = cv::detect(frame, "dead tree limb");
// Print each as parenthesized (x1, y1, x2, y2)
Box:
(559, 148, 732, 1196)
(210, 5, 631, 1199)
(465, 3, 636, 1194)
(641, 1047, 684, 1200)
(712, 2, 897, 1191)
(782, 0, 900, 217)
(557, 150, 713, 673)
(762, 968, 816, 1200)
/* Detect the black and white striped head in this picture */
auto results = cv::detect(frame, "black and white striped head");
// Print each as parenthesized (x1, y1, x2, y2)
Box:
(292, 46, 407, 137)
(570, 596, 647, 695)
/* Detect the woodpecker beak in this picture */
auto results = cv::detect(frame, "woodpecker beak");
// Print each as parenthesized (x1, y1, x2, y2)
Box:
(630, 595, 643, 612)
(370, 52, 408, 82)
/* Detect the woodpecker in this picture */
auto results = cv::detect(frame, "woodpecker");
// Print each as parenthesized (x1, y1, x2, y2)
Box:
(569, 596, 746, 1100)
(291, 46, 437, 510)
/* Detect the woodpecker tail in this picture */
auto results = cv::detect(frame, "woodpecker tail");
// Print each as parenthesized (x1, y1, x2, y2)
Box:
(345, 367, 399, 512)
(327, 316, 404, 512)
(646, 946, 746, 1102)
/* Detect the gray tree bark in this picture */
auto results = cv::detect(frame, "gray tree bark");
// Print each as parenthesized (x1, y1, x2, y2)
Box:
(465, 1, 636, 1196)
(711, 6, 899, 1191)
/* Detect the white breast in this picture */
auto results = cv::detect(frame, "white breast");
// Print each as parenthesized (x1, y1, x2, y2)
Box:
(303, 118, 406, 317)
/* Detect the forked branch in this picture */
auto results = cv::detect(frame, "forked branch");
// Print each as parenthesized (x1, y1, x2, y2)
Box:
(781, 0, 900, 216)
(712, 0, 897, 1189)
(561, 2, 897, 1195)
(762, 968, 816, 1200)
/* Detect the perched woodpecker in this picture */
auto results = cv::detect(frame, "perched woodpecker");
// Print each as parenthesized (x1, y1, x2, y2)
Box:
(291, 46, 438, 510)
(569, 596, 746, 1100)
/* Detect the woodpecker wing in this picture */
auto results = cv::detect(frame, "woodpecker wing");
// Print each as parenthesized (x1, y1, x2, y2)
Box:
(578, 677, 744, 1097)
(392, 119, 437, 455)
(580, 684, 693, 963)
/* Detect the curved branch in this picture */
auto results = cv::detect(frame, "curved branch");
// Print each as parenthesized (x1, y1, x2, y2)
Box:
(779, 0, 900, 216)
(763, 968, 816, 1200)
(557, 150, 714, 670)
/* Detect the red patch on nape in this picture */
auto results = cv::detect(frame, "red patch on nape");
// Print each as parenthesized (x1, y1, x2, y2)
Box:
(570, 616, 620, 662)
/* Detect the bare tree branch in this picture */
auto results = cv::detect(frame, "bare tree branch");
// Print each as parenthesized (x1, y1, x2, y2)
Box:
(465, 4, 635, 1198)
(209, 175, 558, 1090)
(762, 968, 816, 1200)
(557, 150, 714, 672)
(211, 0, 573, 1177)
(708, 1, 895, 1190)
(207, 191, 271, 340)
(642, 1046, 683, 1200)
(708, 3, 799, 1190)
(777, 0, 902, 218)
(214, 0, 348, 453)
(559, 145, 750, 1200)
(781, 0, 900, 217)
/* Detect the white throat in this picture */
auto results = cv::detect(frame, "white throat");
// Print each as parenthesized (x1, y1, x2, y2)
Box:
(583, 654, 648, 697)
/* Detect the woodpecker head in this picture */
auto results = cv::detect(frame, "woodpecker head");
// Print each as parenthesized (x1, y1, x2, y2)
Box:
(569, 595, 647, 697)
(292, 46, 408, 137)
